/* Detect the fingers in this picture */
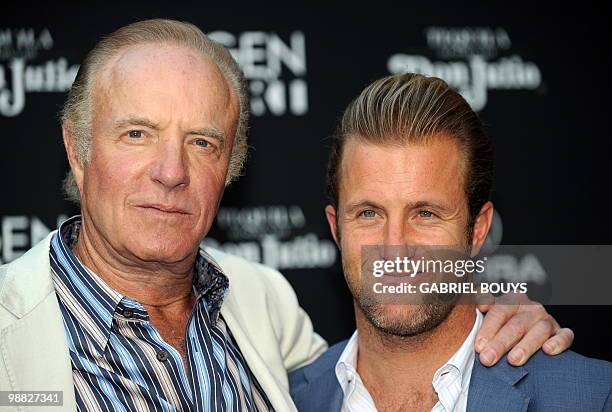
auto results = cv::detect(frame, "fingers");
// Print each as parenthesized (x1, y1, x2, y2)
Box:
(506, 318, 557, 366)
(475, 303, 518, 353)
(543, 327, 574, 355)
(475, 295, 571, 367)
(478, 308, 535, 366)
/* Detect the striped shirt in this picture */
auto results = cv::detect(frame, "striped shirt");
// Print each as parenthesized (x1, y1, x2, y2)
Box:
(50, 216, 272, 412)
(335, 310, 482, 412)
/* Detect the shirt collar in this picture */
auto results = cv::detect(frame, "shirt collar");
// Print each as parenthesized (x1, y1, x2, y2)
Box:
(50, 215, 230, 352)
(335, 330, 377, 409)
(439, 310, 482, 382)
(432, 309, 482, 411)
(334, 310, 482, 412)
(335, 331, 358, 384)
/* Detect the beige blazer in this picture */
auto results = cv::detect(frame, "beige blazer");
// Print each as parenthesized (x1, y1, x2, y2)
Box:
(0, 232, 327, 411)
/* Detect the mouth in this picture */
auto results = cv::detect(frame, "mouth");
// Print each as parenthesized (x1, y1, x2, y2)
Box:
(137, 204, 191, 215)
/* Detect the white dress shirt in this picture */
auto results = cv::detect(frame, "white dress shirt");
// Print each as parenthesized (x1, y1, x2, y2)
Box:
(335, 310, 483, 412)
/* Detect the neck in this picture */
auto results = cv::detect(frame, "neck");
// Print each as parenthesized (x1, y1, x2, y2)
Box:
(355, 304, 476, 405)
(73, 217, 196, 309)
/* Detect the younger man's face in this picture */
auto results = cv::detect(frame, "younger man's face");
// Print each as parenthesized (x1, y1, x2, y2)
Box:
(325, 134, 493, 336)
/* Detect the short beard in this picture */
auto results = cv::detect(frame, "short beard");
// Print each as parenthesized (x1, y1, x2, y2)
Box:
(339, 216, 475, 338)
(357, 294, 454, 337)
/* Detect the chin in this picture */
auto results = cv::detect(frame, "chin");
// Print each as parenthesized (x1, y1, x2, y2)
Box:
(360, 301, 454, 337)
(127, 235, 197, 264)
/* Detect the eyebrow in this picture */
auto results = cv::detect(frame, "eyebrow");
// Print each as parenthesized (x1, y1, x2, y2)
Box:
(113, 116, 159, 131)
(344, 199, 452, 214)
(344, 200, 385, 215)
(113, 116, 226, 150)
(407, 200, 452, 212)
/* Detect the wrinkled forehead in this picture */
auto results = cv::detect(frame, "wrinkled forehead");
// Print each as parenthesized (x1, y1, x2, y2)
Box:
(89, 43, 239, 134)
(93, 42, 237, 112)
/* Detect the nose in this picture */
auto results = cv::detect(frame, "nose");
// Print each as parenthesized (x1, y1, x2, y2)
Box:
(383, 214, 407, 246)
(150, 137, 189, 190)
(381, 215, 408, 261)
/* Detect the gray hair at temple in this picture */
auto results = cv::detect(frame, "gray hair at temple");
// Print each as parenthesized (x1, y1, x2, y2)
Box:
(61, 18, 249, 204)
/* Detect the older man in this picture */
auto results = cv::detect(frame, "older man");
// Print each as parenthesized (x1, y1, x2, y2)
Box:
(289, 74, 612, 411)
(0, 20, 573, 411)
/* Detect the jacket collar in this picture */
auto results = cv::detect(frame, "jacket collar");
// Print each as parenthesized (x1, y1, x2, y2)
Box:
(292, 340, 347, 412)
(0, 230, 77, 409)
(0, 231, 56, 318)
(202, 247, 300, 412)
(291, 336, 531, 412)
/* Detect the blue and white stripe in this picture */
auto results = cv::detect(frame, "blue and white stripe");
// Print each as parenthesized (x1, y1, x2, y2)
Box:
(50, 216, 271, 411)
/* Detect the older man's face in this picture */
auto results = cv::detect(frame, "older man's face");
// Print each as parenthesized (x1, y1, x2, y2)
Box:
(325, 136, 492, 336)
(73, 44, 238, 264)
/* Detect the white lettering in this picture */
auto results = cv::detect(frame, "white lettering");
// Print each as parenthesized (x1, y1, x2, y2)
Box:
(2, 216, 28, 262)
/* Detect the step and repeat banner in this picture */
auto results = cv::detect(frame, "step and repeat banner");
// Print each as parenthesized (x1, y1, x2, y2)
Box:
(1, 5, 610, 360)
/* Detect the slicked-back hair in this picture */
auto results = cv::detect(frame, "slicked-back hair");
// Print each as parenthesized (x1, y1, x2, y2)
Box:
(326, 73, 494, 228)
(61, 18, 249, 204)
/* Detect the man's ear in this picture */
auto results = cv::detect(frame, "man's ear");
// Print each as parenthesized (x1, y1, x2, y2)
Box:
(62, 124, 85, 193)
(470, 201, 494, 256)
(325, 204, 340, 247)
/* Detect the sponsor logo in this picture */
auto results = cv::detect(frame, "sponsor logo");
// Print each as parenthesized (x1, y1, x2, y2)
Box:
(0, 215, 67, 264)
(0, 28, 78, 117)
(482, 210, 548, 284)
(209, 30, 308, 116)
(387, 27, 543, 111)
(203, 205, 337, 270)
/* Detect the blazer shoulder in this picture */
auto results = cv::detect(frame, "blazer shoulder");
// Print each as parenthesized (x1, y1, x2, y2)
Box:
(522, 349, 612, 379)
(516, 350, 612, 409)
(0, 232, 56, 319)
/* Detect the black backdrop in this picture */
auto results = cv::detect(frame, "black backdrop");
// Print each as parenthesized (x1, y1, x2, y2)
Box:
(2, 4, 611, 361)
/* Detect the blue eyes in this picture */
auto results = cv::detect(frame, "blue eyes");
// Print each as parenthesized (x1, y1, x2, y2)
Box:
(125, 132, 211, 150)
(359, 210, 435, 219)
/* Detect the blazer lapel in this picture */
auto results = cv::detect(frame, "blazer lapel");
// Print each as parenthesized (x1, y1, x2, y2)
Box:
(0, 232, 76, 411)
(0, 292, 76, 411)
(467, 358, 530, 412)
(295, 367, 343, 412)
(221, 303, 297, 411)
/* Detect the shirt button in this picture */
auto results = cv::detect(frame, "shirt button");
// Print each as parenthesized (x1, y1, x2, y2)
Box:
(156, 350, 169, 362)
(123, 308, 134, 318)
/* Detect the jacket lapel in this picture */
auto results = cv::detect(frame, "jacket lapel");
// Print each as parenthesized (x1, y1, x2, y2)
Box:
(295, 367, 343, 412)
(221, 300, 297, 411)
(0, 293, 76, 411)
(0, 232, 76, 411)
(289, 340, 346, 412)
(467, 358, 530, 412)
